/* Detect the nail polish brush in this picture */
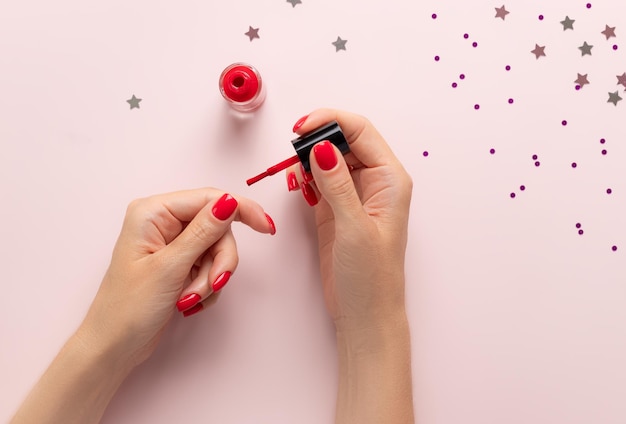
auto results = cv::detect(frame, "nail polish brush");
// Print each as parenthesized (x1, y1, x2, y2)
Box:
(246, 121, 350, 186)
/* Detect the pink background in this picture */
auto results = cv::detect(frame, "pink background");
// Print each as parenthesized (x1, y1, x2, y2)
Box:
(2, 1, 626, 423)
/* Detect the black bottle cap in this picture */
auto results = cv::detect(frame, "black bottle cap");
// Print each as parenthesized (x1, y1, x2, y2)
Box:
(291, 121, 350, 173)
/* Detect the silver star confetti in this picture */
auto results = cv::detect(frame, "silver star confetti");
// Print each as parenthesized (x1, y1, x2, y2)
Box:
(578, 41, 593, 56)
(575, 73, 590, 88)
(127, 95, 142, 110)
(560, 16, 575, 31)
(286, 0, 302, 7)
(245, 26, 260, 41)
(332, 36, 347, 52)
(608, 91, 622, 106)
(617, 73, 626, 88)
(495, 5, 509, 20)
(531, 44, 546, 59)
(601, 25, 617, 39)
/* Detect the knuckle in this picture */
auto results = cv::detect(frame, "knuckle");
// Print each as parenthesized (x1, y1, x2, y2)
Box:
(189, 219, 218, 243)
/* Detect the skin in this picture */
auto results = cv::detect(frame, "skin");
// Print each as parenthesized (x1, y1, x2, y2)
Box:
(11, 109, 414, 424)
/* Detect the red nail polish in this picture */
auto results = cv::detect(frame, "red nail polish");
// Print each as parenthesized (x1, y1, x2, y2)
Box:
(176, 293, 201, 312)
(300, 163, 314, 183)
(292, 115, 309, 133)
(287, 171, 298, 191)
(212, 271, 232, 292)
(313, 140, 338, 171)
(301, 182, 319, 206)
(265, 213, 276, 235)
(219, 63, 266, 112)
(183, 302, 204, 317)
(212, 193, 238, 220)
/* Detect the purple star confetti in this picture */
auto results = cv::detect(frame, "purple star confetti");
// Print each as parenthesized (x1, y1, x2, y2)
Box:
(531, 44, 546, 59)
(245, 26, 260, 41)
(601, 25, 617, 39)
(495, 5, 510, 20)
(332, 36, 348, 52)
(575, 73, 590, 88)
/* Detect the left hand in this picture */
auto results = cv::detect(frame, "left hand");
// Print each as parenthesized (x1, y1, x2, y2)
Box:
(77, 187, 275, 368)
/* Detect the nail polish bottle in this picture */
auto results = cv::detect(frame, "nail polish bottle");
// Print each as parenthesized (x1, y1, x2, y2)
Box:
(219, 63, 266, 112)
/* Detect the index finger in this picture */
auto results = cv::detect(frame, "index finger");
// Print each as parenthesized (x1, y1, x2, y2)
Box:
(293, 108, 399, 169)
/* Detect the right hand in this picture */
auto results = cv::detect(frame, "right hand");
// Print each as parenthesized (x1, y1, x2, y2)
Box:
(286, 109, 413, 336)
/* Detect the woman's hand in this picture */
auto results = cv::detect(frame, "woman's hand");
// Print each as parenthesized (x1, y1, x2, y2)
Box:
(79, 187, 275, 368)
(288, 109, 413, 335)
(287, 109, 414, 424)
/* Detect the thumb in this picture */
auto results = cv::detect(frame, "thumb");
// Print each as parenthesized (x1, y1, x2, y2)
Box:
(309, 141, 365, 224)
(165, 193, 239, 267)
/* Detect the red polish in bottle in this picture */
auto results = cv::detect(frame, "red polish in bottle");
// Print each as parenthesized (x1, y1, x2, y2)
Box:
(219, 63, 266, 112)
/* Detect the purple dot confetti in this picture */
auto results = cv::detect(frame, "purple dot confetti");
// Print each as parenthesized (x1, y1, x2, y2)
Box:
(452, 82, 458, 88)
(607, 188, 613, 194)
(571, 162, 577, 168)
(535, 161, 541, 167)
(432, 13, 437, 19)
(576, 223, 582, 229)
(508, 98, 514, 104)
(586, 3, 592, 9)
(532, 154, 538, 160)
(434, 55, 440, 61)
(490, 148, 496, 154)
(423, 151, 429, 157)
(472, 41, 478, 48)
(575, 85, 581, 91)
(612, 245, 618, 252)
(464, 33, 469, 39)
(562, 120, 568, 126)
(520, 185, 526, 191)
(505, 65, 511, 71)
(474, 104, 480, 110)
(579, 229, 584, 235)
(613, 45, 618, 51)
(510, 192, 516, 198)
(459, 74, 465, 80)
(538, 14, 544, 20)
(602, 149, 607, 155)
(600, 138, 606, 144)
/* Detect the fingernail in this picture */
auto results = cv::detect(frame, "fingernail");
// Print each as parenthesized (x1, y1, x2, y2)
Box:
(212, 271, 232, 292)
(313, 140, 338, 171)
(212, 193, 238, 220)
(300, 163, 314, 183)
(287, 171, 299, 191)
(292, 115, 309, 133)
(301, 182, 319, 206)
(176, 293, 201, 312)
(183, 302, 203, 317)
(265, 213, 277, 235)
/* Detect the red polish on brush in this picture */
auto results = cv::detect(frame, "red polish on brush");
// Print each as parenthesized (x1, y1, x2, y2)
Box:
(246, 121, 350, 186)
(219, 63, 266, 112)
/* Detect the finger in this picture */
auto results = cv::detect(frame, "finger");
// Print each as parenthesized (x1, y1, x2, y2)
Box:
(292, 109, 399, 169)
(309, 140, 367, 224)
(176, 229, 237, 312)
(163, 192, 239, 267)
(182, 291, 222, 317)
(285, 165, 300, 192)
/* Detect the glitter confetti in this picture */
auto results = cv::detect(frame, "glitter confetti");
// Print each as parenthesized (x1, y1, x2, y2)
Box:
(607, 91, 622, 106)
(601, 25, 617, 39)
(245, 26, 260, 41)
(531, 44, 546, 59)
(561, 16, 575, 30)
(578, 41, 593, 56)
(332, 36, 348, 52)
(127, 95, 142, 110)
(495, 5, 510, 20)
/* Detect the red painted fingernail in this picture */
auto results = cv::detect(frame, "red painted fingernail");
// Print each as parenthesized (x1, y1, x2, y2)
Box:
(183, 302, 203, 317)
(176, 293, 201, 312)
(301, 182, 319, 206)
(300, 163, 314, 183)
(287, 171, 299, 191)
(313, 140, 338, 171)
(212, 271, 232, 292)
(265, 213, 276, 235)
(212, 193, 238, 220)
(292, 115, 309, 133)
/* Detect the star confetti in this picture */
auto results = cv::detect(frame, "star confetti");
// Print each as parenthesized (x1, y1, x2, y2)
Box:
(617, 73, 626, 88)
(607, 91, 622, 106)
(575, 73, 590, 88)
(601, 25, 617, 39)
(561, 16, 575, 30)
(332, 36, 348, 52)
(245, 26, 260, 41)
(127, 95, 142, 110)
(495, 5, 509, 20)
(578, 41, 593, 56)
(286, 0, 302, 7)
(531, 44, 546, 59)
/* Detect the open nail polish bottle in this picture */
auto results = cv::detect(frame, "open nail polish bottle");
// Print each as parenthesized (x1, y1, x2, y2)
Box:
(247, 121, 350, 185)
(219, 63, 266, 112)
